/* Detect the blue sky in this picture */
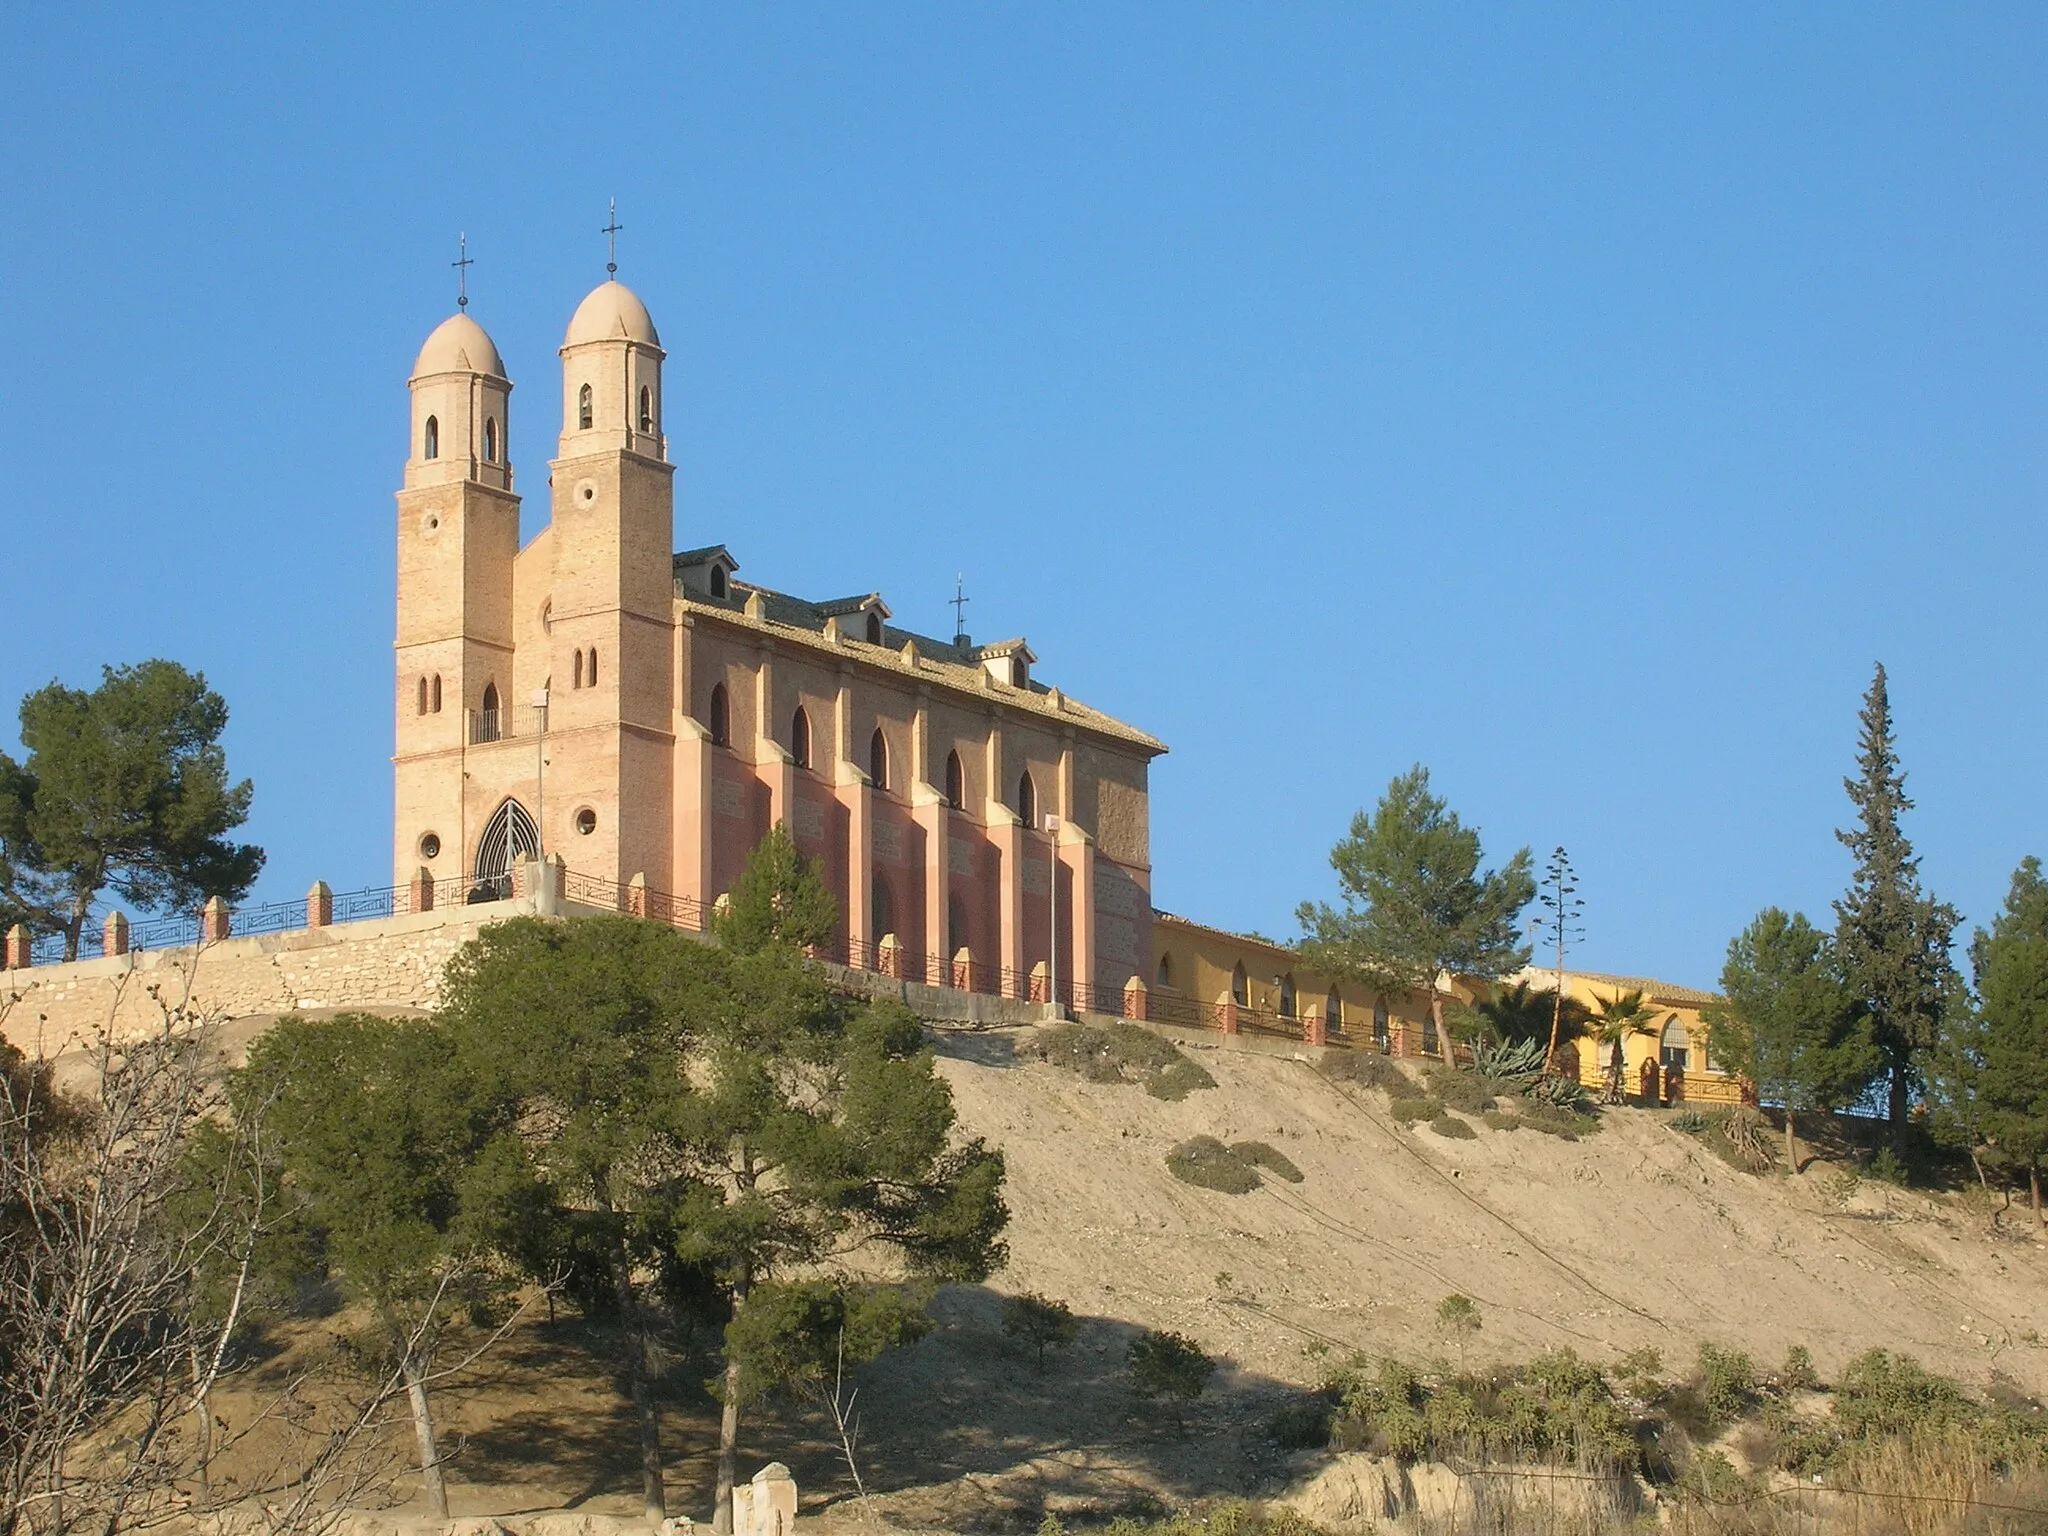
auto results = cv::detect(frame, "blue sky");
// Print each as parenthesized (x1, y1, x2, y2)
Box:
(4, 6, 2044, 988)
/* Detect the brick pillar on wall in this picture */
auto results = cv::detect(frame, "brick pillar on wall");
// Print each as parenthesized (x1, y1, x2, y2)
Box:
(628, 871, 648, 918)
(1057, 830, 1096, 1012)
(200, 897, 231, 944)
(877, 932, 904, 981)
(914, 789, 950, 991)
(1123, 976, 1148, 1021)
(952, 947, 974, 992)
(5, 925, 31, 969)
(104, 911, 130, 957)
(1216, 994, 1239, 1036)
(1029, 961, 1050, 1004)
(307, 881, 333, 928)
(1304, 1006, 1327, 1048)
(995, 817, 1025, 998)
(409, 866, 435, 915)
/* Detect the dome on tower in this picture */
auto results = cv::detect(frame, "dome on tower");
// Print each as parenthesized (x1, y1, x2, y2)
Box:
(564, 280, 660, 348)
(412, 312, 506, 379)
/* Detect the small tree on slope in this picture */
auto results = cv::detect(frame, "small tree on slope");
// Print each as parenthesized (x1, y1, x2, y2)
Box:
(1961, 857, 2048, 1223)
(1298, 765, 1534, 1065)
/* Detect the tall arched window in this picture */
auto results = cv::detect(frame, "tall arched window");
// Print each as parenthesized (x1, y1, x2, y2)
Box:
(865, 612, 883, 644)
(586, 648, 598, 687)
(1231, 962, 1249, 1008)
(1016, 770, 1036, 830)
(573, 650, 584, 689)
(423, 415, 439, 459)
(869, 727, 889, 790)
(944, 750, 965, 809)
(1326, 986, 1343, 1029)
(638, 385, 653, 432)
(708, 683, 730, 747)
(473, 798, 539, 900)
(430, 674, 441, 713)
(1659, 1016, 1690, 1071)
(709, 566, 728, 599)
(1279, 973, 1297, 1019)
(478, 681, 501, 742)
(1157, 953, 1174, 988)
(416, 676, 428, 715)
(790, 706, 811, 769)
(872, 874, 896, 942)
(1372, 999, 1391, 1053)
(577, 383, 593, 430)
(483, 416, 498, 462)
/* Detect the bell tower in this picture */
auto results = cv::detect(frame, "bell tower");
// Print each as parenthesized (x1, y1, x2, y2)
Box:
(393, 311, 520, 887)
(545, 277, 677, 884)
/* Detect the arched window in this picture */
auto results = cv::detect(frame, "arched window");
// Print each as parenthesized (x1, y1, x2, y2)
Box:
(1279, 973, 1297, 1019)
(872, 873, 896, 942)
(709, 566, 729, 599)
(1016, 770, 1036, 830)
(790, 706, 811, 769)
(573, 650, 584, 689)
(869, 727, 889, 790)
(1157, 953, 1174, 988)
(430, 674, 441, 712)
(423, 415, 439, 459)
(944, 750, 965, 809)
(865, 612, 883, 644)
(472, 798, 539, 901)
(586, 648, 597, 687)
(1373, 999, 1391, 1053)
(577, 383, 593, 430)
(708, 683, 730, 747)
(416, 676, 428, 715)
(638, 385, 653, 433)
(948, 894, 970, 959)
(1327, 986, 1343, 1028)
(1660, 1016, 1690, 1071)
(477, 681, 501, 742)
(483, 416, 498, 462)
(1231, 962, 1249, 1008)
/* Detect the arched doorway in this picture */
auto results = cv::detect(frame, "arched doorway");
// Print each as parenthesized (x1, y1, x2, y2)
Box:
(473, 798, 538, 902)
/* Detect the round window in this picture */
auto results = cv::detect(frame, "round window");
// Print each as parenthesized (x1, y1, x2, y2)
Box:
(574, 808, 597, 836)
(419, 832, 442, 860)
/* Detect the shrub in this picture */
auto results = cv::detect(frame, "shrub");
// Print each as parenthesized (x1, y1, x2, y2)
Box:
(1519, 1103, 1592, 1139)
(1435, 1293, 1481, 1343)
(1426, 1068, 1497, 1114)
(1388, 1097, 1443, 1125)
(1166, 1136, 1261, 1194)
(1616, 1346, 1664, 1401)
(1032, 1023, 1215, 1100)
(1001, 1292, 1078, 1373)
(1481, 1110, 1520, 1132)
(1266, 1394, 1336, 1449)
(1430, 1114, 1477, 1140)
(1229, 1140, 1304, 1183)
(1777, 1344, 1819, 1393)
(1867, 1146, 1912, 1186)
(1129, 1329, 1215, 1402)
(1833, 1350, 1973, 1442)
(1321, 1051, 1414, 1094)
(1695, 1342, 1760, 1429)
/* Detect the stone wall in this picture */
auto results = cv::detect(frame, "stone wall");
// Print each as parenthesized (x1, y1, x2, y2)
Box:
(0, 894, 541, 1048)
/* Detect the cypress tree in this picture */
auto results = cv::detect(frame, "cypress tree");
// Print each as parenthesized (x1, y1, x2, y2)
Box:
(1833, 664, 1959, 1138)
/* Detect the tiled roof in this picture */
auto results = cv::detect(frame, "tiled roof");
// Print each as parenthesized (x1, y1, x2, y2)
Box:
(677, 568, 1165, 755)
(1508, 966, 1719, 1007)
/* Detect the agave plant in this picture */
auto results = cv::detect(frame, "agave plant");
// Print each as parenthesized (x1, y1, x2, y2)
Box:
(1473, 1037, 1548, 1087)
(1525, 1072, 1592, 1110)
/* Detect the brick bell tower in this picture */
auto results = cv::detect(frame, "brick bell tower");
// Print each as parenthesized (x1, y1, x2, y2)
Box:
(392, 309, 520, 890)
(543, 274, 677, 886)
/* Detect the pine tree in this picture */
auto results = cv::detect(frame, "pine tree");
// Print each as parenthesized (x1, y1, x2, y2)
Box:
(1833, 664, 1959, 1138)
(1964, 858, 2048, 1224)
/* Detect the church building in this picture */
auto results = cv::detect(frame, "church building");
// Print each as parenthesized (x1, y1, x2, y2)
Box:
(393, 275, 1164, 1000)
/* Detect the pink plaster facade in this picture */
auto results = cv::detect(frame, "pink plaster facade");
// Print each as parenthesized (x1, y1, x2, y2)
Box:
(393, 283, 1165, 1002)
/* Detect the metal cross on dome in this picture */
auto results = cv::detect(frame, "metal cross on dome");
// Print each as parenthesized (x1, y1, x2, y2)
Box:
(951, 575, 971, 645)
(452, 233, 473, 310)
(603, 199, 623, 277)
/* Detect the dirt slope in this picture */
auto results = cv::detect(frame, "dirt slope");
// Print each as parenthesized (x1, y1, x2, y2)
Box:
(927, 1026, 2047, 1394)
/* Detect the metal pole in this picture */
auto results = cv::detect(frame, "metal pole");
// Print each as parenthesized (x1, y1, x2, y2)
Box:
(532, 689, 549, 866)
(1045, 813, 1061, 1011)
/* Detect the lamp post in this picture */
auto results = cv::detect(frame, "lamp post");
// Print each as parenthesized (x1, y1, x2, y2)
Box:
(1044, 813, 1061, 1011)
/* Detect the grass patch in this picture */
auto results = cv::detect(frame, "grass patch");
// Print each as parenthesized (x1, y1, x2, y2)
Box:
(1032, 1023, 1216, 1101)
(1320, 1052, 1415, 1094)
(1518, 1102, 1596, 1139)
(1166, 1135, 1262, 1194)
(1482, 1110, 1520, 1132)
(1230, 1140, 1304, 1183)
(1388, 1097, 1443, 1125)
(1429, 1114, 1477, 1140)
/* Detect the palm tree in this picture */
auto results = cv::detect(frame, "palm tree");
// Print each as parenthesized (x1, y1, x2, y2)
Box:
(1473, 981, 1587, 1050)
(1586, 988, 1660, 1103)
